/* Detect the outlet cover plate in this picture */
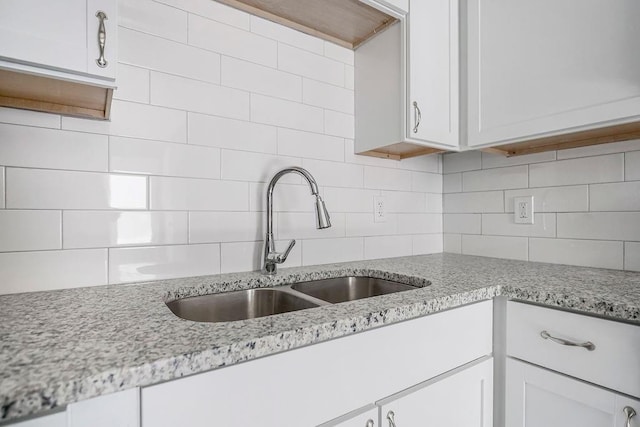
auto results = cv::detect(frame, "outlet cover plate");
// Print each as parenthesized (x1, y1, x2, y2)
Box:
(374, 196, 386, 223)
(514, 196, 534, 224)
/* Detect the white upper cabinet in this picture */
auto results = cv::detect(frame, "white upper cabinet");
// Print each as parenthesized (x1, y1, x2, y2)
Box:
(408, 0, 459, 147)
(0, 0, 117, 82)
(355, 0, 459, 159)
(466, 0, 640, 148)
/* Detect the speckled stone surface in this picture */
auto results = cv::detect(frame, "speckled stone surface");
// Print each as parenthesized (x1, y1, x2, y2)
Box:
(1, 254, 639, 422)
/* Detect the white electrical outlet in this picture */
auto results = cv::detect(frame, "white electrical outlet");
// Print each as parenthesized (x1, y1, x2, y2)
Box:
(514, 196, 534, 224)
(374, 196, 386, 223)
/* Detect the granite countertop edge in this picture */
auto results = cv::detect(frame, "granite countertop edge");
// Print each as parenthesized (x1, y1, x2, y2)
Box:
(1, 253, 639, 422)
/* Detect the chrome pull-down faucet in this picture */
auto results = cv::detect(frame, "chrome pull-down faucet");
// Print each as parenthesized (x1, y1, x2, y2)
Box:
(263, 167, 331, 274)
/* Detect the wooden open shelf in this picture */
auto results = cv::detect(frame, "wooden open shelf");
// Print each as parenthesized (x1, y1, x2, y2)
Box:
(0, 69, 113, 120)
(216, 0, 398, 49)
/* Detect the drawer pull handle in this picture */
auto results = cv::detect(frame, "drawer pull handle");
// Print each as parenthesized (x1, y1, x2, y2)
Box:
(387, 410, 397, 427)
(623, 406, 636, 427)
(540, 330, 595, 351)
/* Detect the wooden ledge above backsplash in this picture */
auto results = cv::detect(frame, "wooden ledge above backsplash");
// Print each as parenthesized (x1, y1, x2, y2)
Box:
(217, 0, 398, 49)
(0, 69, 113, 120)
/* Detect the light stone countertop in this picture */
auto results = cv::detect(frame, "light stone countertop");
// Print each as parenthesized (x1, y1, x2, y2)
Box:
(1, 253, 639, 422)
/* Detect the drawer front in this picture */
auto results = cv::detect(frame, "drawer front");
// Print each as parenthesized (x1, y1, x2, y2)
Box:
(506, 301, 640, 398)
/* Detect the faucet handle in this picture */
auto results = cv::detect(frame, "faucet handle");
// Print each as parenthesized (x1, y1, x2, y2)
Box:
(277, 239, 296, 263)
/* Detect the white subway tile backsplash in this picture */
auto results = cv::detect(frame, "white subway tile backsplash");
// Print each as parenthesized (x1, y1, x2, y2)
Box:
(481, 151, 556, 169)
(346, 213, 396, 237)
(383, 191, 426, 213)
(412, 171, 443, 193)
(119, 27, 220, 83)
(250, 183, 316, 212)
(556, 139, 640, 160)
(444, 191, 504, 213)
(221, 150, 301, 183)
(302, 237, 363, 265)
(277, 128, 344, 162)
(462, 235, 528, 261)
(625, 242, 640, 271)
(323, 42, 355, 65)
(529, 238, 623, 270)
(443, 151, 482, 173)
(278, 44, 345, 86)
(303, 159, 363, 188)
(187, 113, 277, 154)
(151, 72, 250, 120)
(222, 56, 301, 102)
(110, 136, 220, 179)
(250, 16, 324, 54)
(364, 235, 412, 260)
(0, 124, 108, 172)
(0, 249, 107, 294)
(426, 193, 443, 213)
(189, 211, 263, 243)
(189, 14, 277, 67)
(302, 78, 354, 114)
(0, 107, 60, 128)
(6, 169, 147, 210)
(63, 211, 187, 249)
(482, 213, 556, 238)
(529, 154, 624, 187)
(150, 177, 248, 211)
(0, 211, 61, 252)
(63, 100, 187, 144)
(443, 233, 462, 253)
(443, 173, 462, 193)
(324, 110, 355, 139)
(462, 165, 528, 192)
(413, 234, 443, 255)
(323, 188, 379, 213)
(557, 212, 640, 241)
(113, 64, 150, 103)
(504, 186, 589, 213)
(251, 94, 324, 133)
(590, 181, 640, 211)
(155, 0, 250, 30)
(363, 167, 411, 191)
(398, 154, 441, 173)
(109, 244, 220, 284)
(627, 151, 640, 181)
(0, 167, 4, 209)
(119, 0, 188, 43)
(278, 212, 345, 239)
(398, 213, 442, 234)
(444, 214, 481, 234)
(345, 65, 355, 90)
(220, 241, 261, 273)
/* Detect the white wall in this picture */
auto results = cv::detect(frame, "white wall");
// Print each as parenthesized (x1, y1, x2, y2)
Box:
(443, 140, 640, 271)
(0, 0, 443, 294)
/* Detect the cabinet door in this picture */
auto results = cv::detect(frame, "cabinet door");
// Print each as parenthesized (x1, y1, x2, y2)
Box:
(0, 0, 87, 72)
(319, 407, 379, 427)
(379, 358, 493, 427)
(505, 358, 640, 427)
(467, 0, 640, 147)
(407, 0, 459, 147)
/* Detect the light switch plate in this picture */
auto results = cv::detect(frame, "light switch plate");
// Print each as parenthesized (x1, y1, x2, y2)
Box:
(514, 196, 534, 224)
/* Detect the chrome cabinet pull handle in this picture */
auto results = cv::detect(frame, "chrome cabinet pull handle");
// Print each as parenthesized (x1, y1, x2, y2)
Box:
(412, 101, 421, 133)
(623, 406, 636, 427)
(387, 410, 397, 427)
(96, 11, 108, 68)
(366, 419, 375, 427)
(540, 330, 595, 351)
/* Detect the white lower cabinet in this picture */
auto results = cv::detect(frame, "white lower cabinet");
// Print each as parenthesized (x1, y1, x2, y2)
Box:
(320, 406, 379, 427)
(141, 301, 493, 427)
(506, 359, 639, 427)
(379, 358, 493, 427)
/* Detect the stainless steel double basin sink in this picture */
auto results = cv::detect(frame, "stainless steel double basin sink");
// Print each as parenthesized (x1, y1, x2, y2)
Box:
(167, 276, 425, 323)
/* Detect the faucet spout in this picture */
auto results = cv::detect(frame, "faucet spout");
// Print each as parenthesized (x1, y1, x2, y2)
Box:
(263, 167, 331, 274)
